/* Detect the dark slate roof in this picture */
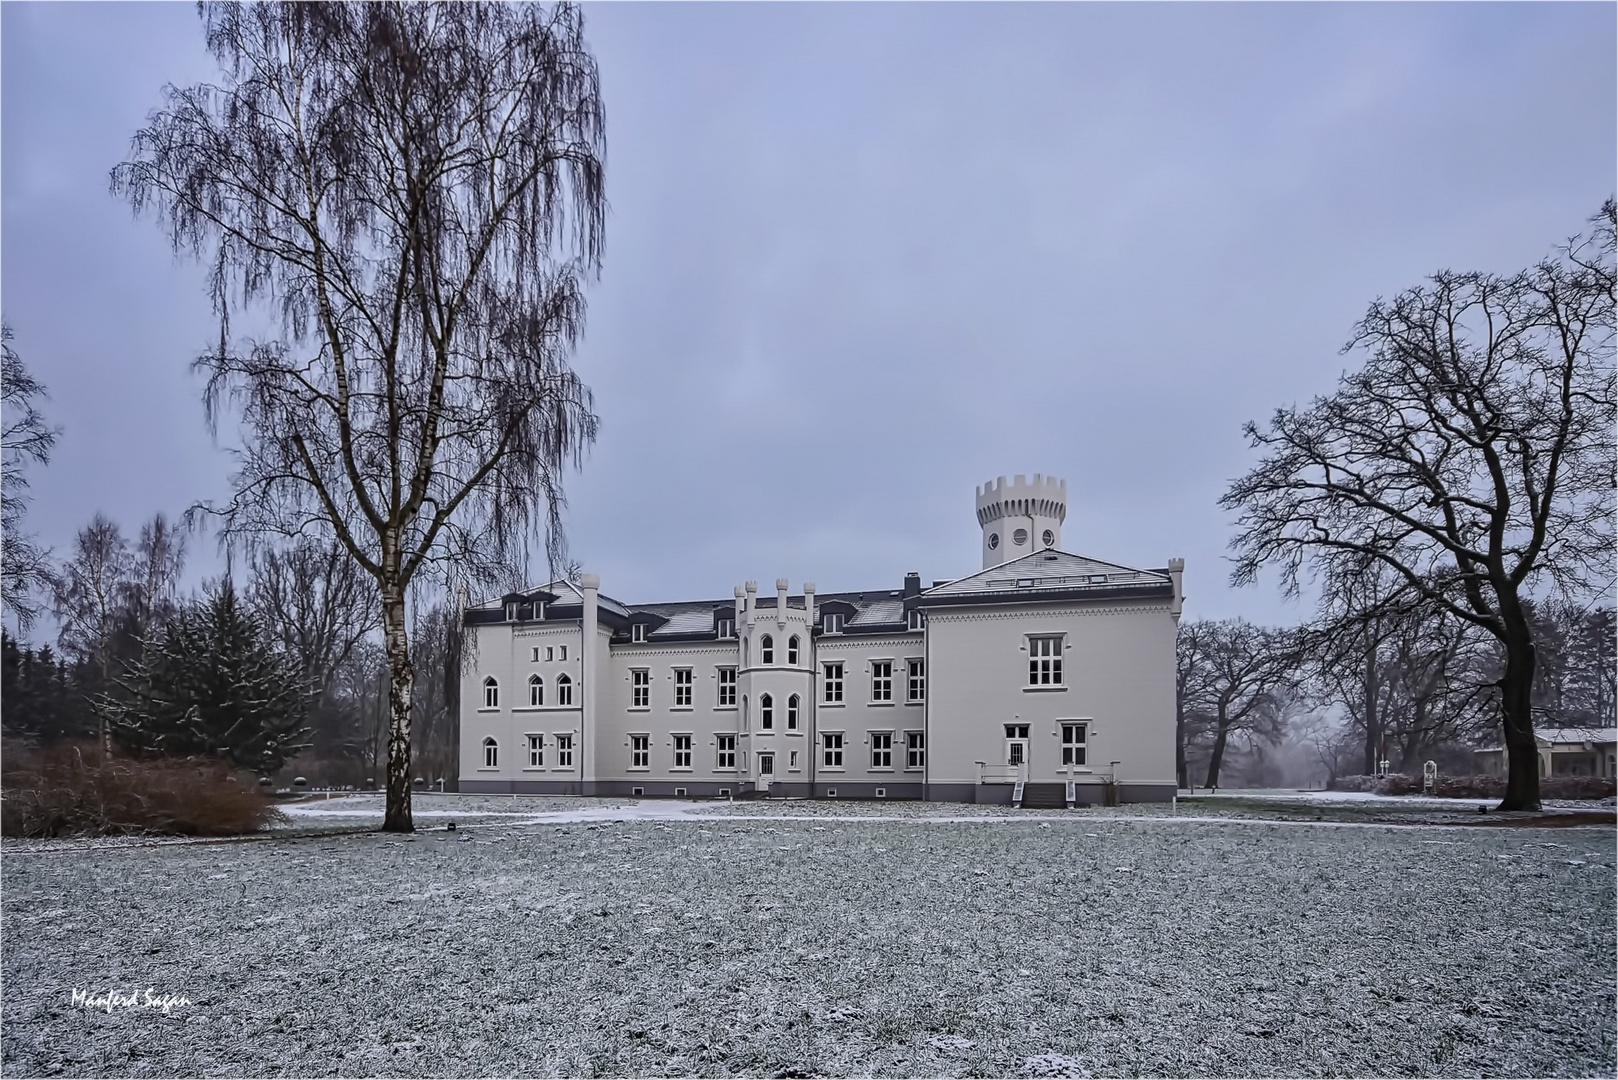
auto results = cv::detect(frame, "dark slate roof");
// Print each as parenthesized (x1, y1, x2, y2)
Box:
(464, 555, 1164, 636)
(915, 549, 1173, 608)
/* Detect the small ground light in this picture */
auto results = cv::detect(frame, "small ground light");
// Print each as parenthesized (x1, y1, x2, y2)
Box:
(447, 821, 456, 831)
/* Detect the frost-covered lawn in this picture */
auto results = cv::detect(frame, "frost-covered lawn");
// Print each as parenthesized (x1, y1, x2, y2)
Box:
(3, 805, 1613, 1078)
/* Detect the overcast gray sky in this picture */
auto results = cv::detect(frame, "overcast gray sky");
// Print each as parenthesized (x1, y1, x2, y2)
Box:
(3, 2, 1613, 629)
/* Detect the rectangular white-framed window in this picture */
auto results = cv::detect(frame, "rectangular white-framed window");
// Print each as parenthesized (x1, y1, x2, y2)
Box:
(546, 646, 555, 662)
(531, 646, 541, 662)
(717, 667, 737, 707)
(555, 733, 574, 768)
(1029, 636, 1063, 685)
(673, 668, 693, 707)
(906, 658, 925, 702)
(716, 617, 735, 639)
(559, 644, 568, 661)
(1062, 722, 1088, 766)
(823, 613, 844, 634)
(717, 734, 737, 770)
(906, 731, 925, 769)
(630, 734, 650, 769)
(527, 733, 544, 767)
(823, 662, 844, 704)
(631, 668, 650, 709)
(822, 732, 844, 768)
(908, 608, 925, 631)
(632, 623, 647, 643)
(870, 660, 893, 702)
(673, 733, 693, 769)
(870, 731, 893, 769)
(789, 749, 799, 771)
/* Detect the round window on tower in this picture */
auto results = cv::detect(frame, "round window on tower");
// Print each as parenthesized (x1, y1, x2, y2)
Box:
(1042, 529, 1055, 547)
(1013, 528, 1028, 546)
(988, 533, 1000, 550)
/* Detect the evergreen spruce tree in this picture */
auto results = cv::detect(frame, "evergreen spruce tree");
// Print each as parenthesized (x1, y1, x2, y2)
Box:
(105, 580, 310, 775)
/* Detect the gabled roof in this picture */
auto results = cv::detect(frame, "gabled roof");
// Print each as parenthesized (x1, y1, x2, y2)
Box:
(917, 549, 1172, 607)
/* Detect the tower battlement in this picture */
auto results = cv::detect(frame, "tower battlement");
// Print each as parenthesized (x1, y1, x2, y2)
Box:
(976, 474, 1067, 567)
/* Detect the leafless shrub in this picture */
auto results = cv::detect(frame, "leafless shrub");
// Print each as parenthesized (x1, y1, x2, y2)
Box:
(0, 740, 288, 837)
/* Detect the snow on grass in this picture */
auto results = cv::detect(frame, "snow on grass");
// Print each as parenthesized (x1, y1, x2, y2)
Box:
(3, 812, 1613, 1077)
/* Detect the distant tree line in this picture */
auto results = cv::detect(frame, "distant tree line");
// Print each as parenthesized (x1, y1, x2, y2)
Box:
(1176, 598, 1615, 791)
(2, 504, 464, 786)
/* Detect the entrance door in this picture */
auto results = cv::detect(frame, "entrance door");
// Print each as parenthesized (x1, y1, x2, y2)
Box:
(757, 752, 774, 791)
(1004, 724, 1030, 776)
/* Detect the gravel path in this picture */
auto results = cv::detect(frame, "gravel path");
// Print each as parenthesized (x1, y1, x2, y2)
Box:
(3, 808, 1612, 1077)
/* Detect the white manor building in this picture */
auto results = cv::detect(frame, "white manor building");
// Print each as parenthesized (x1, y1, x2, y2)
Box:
(459, 474, 1184, 805)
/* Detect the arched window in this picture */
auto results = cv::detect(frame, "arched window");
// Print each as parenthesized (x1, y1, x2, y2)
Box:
(528, 674, 543, 707)
(760, 693, 773, 729)
(788, 635, 799, 665)
(761, 634, 774, 664)
(483, 737, 498, 768)
(482, 677, 499, 709)
(787, 694, 799, 730)
(556, 673, 573, 706)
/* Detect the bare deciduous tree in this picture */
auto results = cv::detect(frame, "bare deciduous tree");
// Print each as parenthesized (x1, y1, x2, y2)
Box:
(114, 2, 606, 830)
(2, 324, 59, 636)
(1178, 618, 1299, 789)
(51, 515, 131, 749)
(1224, 204, 1615, 810)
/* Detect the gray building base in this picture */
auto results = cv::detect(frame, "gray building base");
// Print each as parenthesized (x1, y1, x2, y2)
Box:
(458, 778, 1178, 804)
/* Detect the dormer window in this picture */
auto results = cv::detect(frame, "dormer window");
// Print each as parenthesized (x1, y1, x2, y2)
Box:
(716, 618, 734, 638)
(631, 623, 646, 643)
(505, 603, 518, 621)
(908, 609, 925, 631)
(823, 613, 845, 634)
(535, 601, 546, 620)
(761, 635, 774, 664)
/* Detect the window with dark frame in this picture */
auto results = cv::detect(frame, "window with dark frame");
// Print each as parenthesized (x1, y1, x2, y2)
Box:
(871, 661, 893, 702)
(907, 659, 925, 701)
(823, 662, 843, 703)
(1029, 636, 1063, 685)
(1062, 723, 1087, 766)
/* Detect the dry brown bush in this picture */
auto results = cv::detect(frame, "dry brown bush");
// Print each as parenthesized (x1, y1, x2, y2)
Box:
(1, 741, 290, 838)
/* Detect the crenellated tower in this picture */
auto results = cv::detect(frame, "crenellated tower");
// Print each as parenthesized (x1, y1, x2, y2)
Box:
(975, 474, 1067, 568)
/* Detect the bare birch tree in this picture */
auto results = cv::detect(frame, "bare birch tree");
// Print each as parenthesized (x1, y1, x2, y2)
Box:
(114, 2, 605, 830)
(2, 324, 59, 636)
(1224, 204, 1615, 810)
